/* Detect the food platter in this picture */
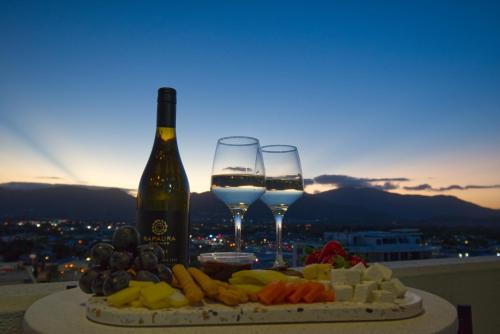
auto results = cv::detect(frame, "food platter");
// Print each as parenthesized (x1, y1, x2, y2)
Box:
(86, 290, 423, 327)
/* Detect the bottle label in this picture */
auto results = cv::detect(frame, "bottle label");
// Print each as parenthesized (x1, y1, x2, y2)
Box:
(137, 210, 188, 266)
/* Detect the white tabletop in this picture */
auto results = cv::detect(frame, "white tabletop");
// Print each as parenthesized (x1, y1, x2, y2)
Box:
(22, 287, 458, 334)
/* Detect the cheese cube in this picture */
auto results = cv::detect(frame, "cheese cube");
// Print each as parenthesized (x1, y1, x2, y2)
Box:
(352, 281, 377, 303)
(303, 264, 332, 280)
(363, 263, 391, 283)
(129, 299, 144, 308)
(167, 290, 189, 308)
(107, 286, 141, 307)
(380, 278, 407, 298)
(317, 265, 332, 280)
(350, 262, 366, 274)
(317, 280, 333, 291)
(371, 290, 396, 303)
(333, 285, 353, 302)
(140, 282, 175, 305)
(331, 268, 361, 286)
(375, 263, 392, 281)
(140, 296, 170, 309)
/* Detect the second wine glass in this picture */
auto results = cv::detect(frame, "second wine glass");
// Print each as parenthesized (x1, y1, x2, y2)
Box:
(211, 136, 266, 253)
(260, 145, 304, 268)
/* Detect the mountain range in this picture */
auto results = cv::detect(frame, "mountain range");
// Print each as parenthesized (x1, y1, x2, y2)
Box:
(1, 182, 499, 225)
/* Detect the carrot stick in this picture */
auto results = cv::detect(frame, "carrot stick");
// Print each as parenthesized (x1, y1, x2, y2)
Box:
(324, 290, 335, 302)
(257, 281, 285, 305)
(303, 282, 324, 303)
(302, 285, 325, 303)
(287, 283, 311, 304)
(274, 283, 298, 304)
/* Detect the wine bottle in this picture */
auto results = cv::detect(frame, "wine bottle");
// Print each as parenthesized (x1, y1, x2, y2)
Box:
(137, 87, 190, 266)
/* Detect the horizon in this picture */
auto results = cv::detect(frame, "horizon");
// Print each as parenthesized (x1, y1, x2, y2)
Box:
(1, 180, 499, 211)
(1, 1, 499, 209)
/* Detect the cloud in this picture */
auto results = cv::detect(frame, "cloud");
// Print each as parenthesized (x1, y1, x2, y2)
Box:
(404, 184, 433, 191)
(404, 183, 500, 192)
(305, 174, 500, 194)
(36, 176, 63, 180)
(311, 174, 409, 190)
(376, 182, 400, 191)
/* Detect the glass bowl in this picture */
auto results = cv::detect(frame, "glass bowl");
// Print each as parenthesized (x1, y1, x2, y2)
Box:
(198, 252, 256, 281)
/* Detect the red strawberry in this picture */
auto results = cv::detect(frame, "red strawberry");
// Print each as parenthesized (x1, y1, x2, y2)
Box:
(319, 240, 346, 261)
(350, 255, 367, 267)
(305, 250, 321, 265)
(320, 253, 335, 264)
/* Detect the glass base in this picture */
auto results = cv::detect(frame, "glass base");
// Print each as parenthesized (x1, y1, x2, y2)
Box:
(272, 256, 287, 269)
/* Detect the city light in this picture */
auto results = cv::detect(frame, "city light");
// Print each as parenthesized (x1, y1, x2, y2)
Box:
(458, 253, 463, 258)
(465, 253, 469, 257)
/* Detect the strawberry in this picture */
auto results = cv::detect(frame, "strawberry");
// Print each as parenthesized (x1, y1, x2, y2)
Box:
(350, 255, 367, 267)
(320, 253, 335, 264)
(319, 240, 346, 261)
(305, 250, 321, 265)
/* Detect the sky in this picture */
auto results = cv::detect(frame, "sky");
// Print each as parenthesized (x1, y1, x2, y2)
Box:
(1, 1, 500, 208)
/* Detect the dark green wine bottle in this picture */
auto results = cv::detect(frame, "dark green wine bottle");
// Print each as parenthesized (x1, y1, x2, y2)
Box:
(137, 87, 190, 266)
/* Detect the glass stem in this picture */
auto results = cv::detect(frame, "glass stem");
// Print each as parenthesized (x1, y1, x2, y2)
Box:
(274, 214, 286, 268)
(233, 212, 243, 253)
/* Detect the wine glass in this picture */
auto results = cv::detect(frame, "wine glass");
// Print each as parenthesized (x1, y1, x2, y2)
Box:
(211, 136, 266, 252)
(260, 145, 304, 268)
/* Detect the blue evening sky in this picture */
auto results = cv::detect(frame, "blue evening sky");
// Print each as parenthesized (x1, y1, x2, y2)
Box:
(1, 1, 499, 207)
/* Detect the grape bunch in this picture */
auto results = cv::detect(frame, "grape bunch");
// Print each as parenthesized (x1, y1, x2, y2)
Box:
(78, 226, 173, 296)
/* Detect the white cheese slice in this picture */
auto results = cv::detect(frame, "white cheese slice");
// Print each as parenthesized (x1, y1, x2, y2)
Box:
(331, 268, 361, 286)
(333, 284, 353, 302)
(375, 263, 393, 281)
(352, 281, 377, 303)
(363, 263, 390, 283)
(380, 278, 407, 298)
(349, 262, 367, 274)
(370, 290, 396, 303)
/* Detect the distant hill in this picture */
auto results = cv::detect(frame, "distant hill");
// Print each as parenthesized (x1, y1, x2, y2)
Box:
(0, 183, 136, 222)
(0, 182, 499, 225)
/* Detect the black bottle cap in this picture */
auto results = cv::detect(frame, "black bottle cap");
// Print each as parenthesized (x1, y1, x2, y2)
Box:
(157, 87, 176, 104)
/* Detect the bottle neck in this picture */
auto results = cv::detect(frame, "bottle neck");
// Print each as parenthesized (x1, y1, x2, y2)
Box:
(157, 101, 176, 128)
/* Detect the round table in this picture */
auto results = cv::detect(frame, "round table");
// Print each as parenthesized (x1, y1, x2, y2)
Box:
(22, 288, 458, 334)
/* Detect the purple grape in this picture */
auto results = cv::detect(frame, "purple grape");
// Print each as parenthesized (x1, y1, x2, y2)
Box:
(137, 244, 165, 263)
(112, 226, 140, 252)
(90, 243, 114, 267)
(134, 251, 158, 271)
(109, 251, 132, 271)
(91, 270, 111, 296)
(135, 270, 160, 283)
(156, 264, 173, 284)
(102, 270, 131, 296)
(78, 267, 101, 294)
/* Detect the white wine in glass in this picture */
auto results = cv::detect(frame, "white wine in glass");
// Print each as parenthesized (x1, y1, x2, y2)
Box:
(260, 145, 304, 268)
(211, 136, 266, 253)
